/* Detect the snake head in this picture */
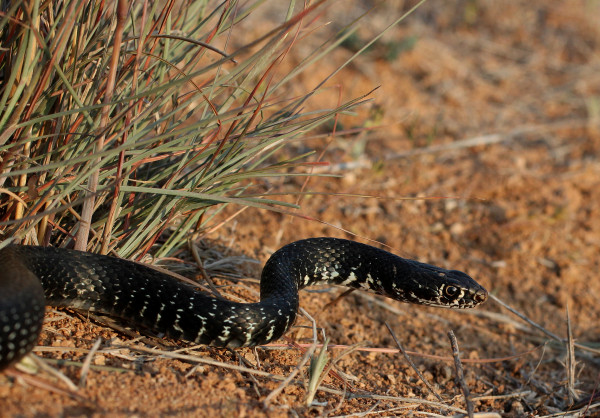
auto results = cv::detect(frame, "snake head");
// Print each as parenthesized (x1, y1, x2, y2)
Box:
(431, 269, 488, 308)
(415, 267, 488, 309)
(382, 261, 488, 309)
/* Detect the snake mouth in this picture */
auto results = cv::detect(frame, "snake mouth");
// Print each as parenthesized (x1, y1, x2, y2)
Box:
(444, 286, 489, 309)
(455, 287, 488, 308)
(457, 289, 488, 309)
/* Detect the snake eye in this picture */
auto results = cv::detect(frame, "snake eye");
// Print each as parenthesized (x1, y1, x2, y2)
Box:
(444, 285, 459, 298)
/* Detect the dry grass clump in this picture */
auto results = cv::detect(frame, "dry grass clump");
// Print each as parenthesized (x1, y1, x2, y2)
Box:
(0, 0, 375, 257)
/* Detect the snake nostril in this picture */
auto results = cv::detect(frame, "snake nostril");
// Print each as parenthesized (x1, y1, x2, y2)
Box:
(474, 290, 488, 303)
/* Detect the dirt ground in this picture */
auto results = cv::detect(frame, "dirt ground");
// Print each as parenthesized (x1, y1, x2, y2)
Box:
(1, 1, 599, 416)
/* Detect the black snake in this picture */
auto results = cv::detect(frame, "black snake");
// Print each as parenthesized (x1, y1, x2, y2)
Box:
(0, 238, 487, 370)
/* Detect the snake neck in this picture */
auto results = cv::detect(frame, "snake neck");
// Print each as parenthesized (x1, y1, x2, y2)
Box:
(263, 238, 487, 309)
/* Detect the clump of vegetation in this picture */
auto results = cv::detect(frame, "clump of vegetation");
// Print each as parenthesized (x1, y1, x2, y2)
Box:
(0, 0, 374, 258)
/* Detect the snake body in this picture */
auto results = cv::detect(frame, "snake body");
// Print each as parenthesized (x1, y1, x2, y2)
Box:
(0, 238, 487, 370)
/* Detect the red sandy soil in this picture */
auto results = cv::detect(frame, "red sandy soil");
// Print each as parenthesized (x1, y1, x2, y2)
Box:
(1, 1, 599, 416)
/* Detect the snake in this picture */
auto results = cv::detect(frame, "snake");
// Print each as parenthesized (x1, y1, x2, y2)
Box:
(0, 237, 487, 370)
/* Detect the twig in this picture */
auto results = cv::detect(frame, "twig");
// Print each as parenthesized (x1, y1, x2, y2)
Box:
(79, 337, 102, 388)
(385, 322, 444, 403)
(300, 307, 319, 343)
(579, 372, 600, 415)
(189, 239, 226, 300)
(468, 302, 600, 355)
(122, 344, 467, 414)
(263, 308, 320, 407)
(27, 354, 79, 392)
(490, 294, 563, 341)
(320, 119, 591, 173)
(448, 330, 474, 418)
(324, 288, 356, 309)
(344, 392, 466, 414)
(263, 341, 543, 364)
(228, 349, 264, 398)
(77, 0, 129, 251)
(263, 344, 317, 407)
(565, 304, 579, 404)
(4, 368, 94, 406)
(471, 390, 534, 401)
(538, 402, 600, 418)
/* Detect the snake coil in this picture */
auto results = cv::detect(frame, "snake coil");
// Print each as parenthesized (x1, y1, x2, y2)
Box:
(0, 238, 487, 370)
